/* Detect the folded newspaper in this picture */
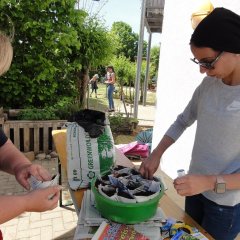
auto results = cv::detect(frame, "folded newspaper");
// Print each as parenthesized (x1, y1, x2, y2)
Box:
(28, 174, 59, 199)
(74, 190, 166, 240)
(96, 166, 162, 203)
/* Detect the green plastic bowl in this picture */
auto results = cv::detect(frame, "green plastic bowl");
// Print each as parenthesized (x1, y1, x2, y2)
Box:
(91, 176, 165, 224)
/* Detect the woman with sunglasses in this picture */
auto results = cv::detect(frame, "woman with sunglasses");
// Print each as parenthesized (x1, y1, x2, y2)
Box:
(140, 7, 240, 240)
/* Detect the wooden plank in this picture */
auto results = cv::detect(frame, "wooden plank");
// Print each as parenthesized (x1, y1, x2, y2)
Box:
(13, 124, 20, 150)
(34, 127, 39, 154)
(23, 127, 30, 152)
(52, 123, 59, 130)
(43, 125, 49, 153)
(3, 123, 10, 138)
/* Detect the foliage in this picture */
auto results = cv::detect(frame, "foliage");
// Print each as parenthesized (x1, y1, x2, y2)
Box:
(150, 46, 160, 77)
(109, 112, 138, 134)
(110, 56, 131, 87)
(0, 0, 86, 108)
(51, 97, 80, 120)
(0, 1, 114, 109)
(76, 17, 114, 69)
(17, 108, 59, 120)
(72, 15, 115, 108)
(110, 21, 147, 62)
(17, 97, 80, 120)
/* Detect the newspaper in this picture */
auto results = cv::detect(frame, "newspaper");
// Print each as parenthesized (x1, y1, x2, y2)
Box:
(28, 174, 59, 199)
(74, 190, 166, 240)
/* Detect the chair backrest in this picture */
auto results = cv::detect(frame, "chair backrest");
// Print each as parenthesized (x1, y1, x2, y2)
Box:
(52, 129, 86, 212)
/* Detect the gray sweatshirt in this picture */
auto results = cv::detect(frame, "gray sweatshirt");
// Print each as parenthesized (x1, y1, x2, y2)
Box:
(165, 76, 240, 206)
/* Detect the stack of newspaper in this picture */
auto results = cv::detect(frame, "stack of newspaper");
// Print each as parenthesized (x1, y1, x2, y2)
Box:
(73, 190, 166, 240)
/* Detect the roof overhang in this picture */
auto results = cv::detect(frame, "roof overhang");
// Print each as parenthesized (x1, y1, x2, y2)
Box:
(145, 0, 165, 33)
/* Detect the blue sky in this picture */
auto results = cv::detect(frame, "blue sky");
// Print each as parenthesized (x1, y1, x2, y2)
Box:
(87, 0, 161, 47)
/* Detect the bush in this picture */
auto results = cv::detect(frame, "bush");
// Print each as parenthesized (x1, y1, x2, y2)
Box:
(17, 108, 59, 120)
(51, 98, 80, 120)
(17, 98, 81, 120)
(109, 113, 138, 134)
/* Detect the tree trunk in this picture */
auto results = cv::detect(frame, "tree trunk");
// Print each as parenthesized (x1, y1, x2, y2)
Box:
(76, 67, 89, 108)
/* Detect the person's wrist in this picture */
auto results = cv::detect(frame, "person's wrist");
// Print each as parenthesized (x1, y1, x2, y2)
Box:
(207, 175, 217, 191)
(151, 148, 162, 161)
(13, 162, 31, 176)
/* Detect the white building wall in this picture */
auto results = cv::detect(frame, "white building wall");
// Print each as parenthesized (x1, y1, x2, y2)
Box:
(152, 0, 240, 179)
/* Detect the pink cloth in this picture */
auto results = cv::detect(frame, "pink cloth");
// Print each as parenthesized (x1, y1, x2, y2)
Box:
(116, 141, 149, 158)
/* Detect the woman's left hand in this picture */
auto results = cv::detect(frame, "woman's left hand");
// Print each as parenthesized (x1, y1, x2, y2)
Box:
(173, 174, 215, 196)
(14, 163, 52, 190)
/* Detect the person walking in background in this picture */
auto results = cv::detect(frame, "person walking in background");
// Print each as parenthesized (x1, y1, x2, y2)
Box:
(139, 8, 240, 240)
(0, 33, 60, 228)
(90, 74, 99, 98)
(105, 66, 116, 112)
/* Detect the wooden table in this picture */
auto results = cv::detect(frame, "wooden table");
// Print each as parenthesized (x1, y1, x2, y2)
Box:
(78, 193, 213, 240)
(116, 149, 214, 239)
(73, 148, 213, 239)
(160, 194, 213, 239)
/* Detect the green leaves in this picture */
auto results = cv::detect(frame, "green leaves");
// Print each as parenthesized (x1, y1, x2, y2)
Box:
(0, 0, 112, 109)
(110, 21, 147, 62)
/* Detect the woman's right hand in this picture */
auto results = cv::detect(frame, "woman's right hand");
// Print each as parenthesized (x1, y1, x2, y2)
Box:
(139, 135, 174, 179)
(25, 186, 61, 212)
(139, 151, 161, 179)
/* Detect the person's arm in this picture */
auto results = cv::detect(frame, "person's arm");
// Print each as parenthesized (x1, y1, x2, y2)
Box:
(139, 135, 175, 179)
(139, 97, 197, 179)
(174, 173, 240, 196)
(0, 186, 60, 224)
(0, 139, 32, 175)
(0, 139, 51, 189)
(139, 83, 202, 179)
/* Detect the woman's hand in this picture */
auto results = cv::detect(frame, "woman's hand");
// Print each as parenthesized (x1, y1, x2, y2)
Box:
(0, 186, 61, 224)
(25, 186, 60, 212)
(14, 163, 52, 190)
(139, 151, 161, 179)
(139, 135, 174, 179)
(173, 174, 215, 196)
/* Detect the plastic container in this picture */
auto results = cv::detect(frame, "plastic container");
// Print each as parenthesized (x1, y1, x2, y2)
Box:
(91, 176, 165, 224)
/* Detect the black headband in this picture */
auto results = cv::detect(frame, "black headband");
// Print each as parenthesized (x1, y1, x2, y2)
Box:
(190, 7, 240, 53)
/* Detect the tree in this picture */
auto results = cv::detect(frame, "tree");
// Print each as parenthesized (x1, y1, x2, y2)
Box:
(0, 0, 114, 109)
(110, 21, 147, 62)
(109, 56, 137, 103)
(0, 0, 86, 108)
(73, 16, 114, 108)
(150, 46, 160, 74)
(139, 60, 155, 102)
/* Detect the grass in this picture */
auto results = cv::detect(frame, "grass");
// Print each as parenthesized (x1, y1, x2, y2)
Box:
(87, 83, 156, 112)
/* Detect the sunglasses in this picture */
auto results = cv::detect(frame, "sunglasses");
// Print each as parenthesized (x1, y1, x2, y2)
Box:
(190, 51, 224, 69)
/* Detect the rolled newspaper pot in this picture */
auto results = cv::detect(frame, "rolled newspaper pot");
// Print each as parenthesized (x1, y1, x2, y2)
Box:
(177, 169, 186, 177)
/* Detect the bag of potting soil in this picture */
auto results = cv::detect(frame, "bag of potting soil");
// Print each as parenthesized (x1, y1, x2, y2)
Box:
(66, 109, 115, 190)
